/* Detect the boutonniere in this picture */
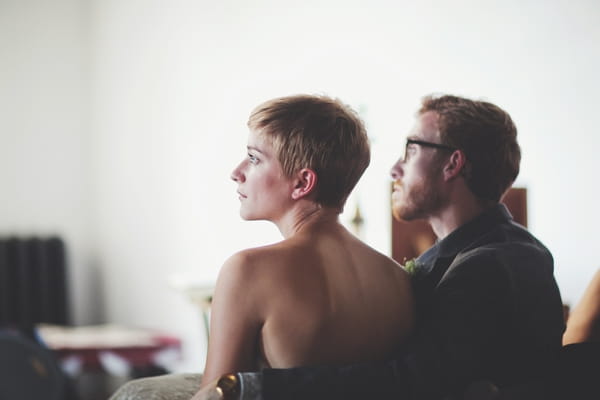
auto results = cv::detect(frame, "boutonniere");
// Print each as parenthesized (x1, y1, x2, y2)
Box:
(403, 258, 420, 277)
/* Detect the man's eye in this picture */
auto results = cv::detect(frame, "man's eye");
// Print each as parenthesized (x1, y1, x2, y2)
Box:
(404, 145, 416, 161)
(248, 153, 258, 164)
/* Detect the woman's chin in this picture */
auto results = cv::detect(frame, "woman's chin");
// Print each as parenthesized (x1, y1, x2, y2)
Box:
(239, 210, 257, 221)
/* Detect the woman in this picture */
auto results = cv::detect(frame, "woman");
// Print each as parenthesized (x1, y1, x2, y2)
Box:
(199, 94, 414, 388)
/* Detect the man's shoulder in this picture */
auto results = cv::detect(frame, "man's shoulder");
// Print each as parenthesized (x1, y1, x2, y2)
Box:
(467, 219, 550, 256)
(448, 220, 553, 280)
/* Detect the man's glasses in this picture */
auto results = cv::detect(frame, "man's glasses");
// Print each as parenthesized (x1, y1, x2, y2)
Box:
(404, 138, 456, 161)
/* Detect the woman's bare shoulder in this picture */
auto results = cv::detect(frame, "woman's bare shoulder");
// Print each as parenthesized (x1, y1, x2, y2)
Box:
(353, 238, 409, 274)
(219, 243, 304, 286)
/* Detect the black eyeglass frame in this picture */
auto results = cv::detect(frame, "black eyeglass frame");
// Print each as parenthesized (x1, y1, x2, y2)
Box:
(404, 138, 457, 161)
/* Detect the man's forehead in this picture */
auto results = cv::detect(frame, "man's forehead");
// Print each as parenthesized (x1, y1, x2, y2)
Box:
(412, 111, 440, 140)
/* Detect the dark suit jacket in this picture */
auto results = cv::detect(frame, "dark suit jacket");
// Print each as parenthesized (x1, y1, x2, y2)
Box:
(261, 204, 565, 400)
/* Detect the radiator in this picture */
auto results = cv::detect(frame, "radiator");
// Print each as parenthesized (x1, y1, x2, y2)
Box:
(0, 237, 69, 332)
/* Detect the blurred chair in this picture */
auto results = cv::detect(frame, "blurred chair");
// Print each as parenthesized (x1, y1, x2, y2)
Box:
(0, 330, 70, 400)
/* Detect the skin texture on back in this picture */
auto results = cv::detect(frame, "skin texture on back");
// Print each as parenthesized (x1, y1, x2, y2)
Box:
(202, 219, 414, 383)
(255, 223, 413, 368)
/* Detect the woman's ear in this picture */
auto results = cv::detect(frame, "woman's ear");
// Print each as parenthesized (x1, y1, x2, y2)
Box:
(443, 149, 467, 181)
(291, 168, 317, 200)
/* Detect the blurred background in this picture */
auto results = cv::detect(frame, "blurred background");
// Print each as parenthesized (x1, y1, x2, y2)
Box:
(1, 0, 599, 384)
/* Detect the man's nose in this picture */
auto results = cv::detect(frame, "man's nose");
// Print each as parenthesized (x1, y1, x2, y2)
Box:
(390, 158, 403, 180)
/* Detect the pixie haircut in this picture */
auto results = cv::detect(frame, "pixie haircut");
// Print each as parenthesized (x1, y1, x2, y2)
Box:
(420, 94, 521, 203)
(248, 94, 370, 210)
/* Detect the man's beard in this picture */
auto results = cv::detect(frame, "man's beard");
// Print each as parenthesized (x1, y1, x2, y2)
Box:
(392, 170, 444, 222)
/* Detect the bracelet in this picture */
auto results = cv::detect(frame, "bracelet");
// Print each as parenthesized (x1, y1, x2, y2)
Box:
(216, 374, 240, 400)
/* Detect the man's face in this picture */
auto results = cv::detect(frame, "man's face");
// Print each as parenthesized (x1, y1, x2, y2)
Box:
(231, 129, 295, 221)
(390, 111, 447, 221)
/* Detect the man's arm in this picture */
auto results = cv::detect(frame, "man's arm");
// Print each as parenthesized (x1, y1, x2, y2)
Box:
(254, 254, 500, 400)
(260, 359, 412, 400)
(257, 247, 562, 400)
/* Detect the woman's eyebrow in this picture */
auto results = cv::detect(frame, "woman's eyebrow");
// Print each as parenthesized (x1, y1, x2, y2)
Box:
(247, 145, 265, 154)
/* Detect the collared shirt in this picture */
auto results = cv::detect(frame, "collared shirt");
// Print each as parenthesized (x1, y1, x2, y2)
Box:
(412, 204, 515, 312)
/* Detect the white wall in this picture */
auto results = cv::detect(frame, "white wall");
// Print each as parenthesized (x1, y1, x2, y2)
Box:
(0, 0, 100, 324)
(2, 0, 600, 373)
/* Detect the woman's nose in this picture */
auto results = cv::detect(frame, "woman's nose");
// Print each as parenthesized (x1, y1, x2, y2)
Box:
(231, 162, 245, 183)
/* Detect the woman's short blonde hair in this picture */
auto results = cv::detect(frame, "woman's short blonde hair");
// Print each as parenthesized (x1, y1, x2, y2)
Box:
(248, 94, 370, 210)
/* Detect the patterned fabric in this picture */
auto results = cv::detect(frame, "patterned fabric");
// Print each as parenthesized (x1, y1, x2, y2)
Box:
(109, 373, 202, 400)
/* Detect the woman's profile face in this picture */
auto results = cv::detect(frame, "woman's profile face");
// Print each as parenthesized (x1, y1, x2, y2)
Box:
(231, 129, 296, 222)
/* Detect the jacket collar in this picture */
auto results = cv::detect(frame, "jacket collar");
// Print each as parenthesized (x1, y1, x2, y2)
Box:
(417, 203, 513, 263)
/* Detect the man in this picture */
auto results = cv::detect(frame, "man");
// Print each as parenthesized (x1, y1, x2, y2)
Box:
(199, 94, 566, 400)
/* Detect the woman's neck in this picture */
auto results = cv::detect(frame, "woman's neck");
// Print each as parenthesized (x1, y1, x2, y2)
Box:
(276, 202, 341, 239)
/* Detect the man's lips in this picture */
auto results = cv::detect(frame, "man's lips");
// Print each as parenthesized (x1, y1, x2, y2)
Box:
(237, 191, 247, 199)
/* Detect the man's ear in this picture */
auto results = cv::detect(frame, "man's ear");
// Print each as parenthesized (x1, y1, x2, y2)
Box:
(291, 168, 317, 200)
(443, 150, 467, 181)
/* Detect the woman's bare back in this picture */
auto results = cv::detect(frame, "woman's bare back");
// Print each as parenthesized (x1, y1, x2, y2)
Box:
(256, 225, 414, 367)
(202, 223, 414, 386)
